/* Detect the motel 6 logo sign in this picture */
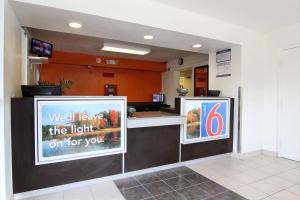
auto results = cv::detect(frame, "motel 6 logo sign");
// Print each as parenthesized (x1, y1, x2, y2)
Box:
(201, 101, 228, 139)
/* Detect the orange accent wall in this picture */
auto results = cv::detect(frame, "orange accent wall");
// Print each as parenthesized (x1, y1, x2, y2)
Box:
(40, 51, 165, 102)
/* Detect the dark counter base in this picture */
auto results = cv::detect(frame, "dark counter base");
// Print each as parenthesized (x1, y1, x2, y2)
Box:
(125, 125, 180, 172)
(11, 98, 122, 193)
(181, 139, 233, 161)
(11, 97, 234, 193)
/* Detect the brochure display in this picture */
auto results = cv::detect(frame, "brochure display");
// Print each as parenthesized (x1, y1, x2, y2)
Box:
(34, 96, 126, 165)
(181, 98, 230, 144)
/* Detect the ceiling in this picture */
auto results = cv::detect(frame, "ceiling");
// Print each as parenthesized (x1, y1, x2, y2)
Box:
(10, 0, 235, 55)
(28, 28, 199, 62)
(151, 0, 300, 33)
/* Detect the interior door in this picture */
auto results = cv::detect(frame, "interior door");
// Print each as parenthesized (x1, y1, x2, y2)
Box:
(194, 66, 208, 96)
(278, 46, 300, 161)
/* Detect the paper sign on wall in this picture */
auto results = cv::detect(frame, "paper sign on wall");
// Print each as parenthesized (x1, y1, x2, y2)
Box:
(216, 49, 231, 77)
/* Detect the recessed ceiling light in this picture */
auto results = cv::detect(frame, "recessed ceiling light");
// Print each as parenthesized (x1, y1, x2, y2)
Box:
(192, 44, 202, 48)
(101, 43, 151, 55)
(144, 35, 154, 40)
(68, 22, 82, 29)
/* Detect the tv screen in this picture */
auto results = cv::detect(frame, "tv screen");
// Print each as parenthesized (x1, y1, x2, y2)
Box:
(31, 38, 53, 58)
(153, 93, 164, 103)
(153, 94, 160, 102)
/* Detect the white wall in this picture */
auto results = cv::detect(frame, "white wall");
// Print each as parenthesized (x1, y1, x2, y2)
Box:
(209, 46, 241, 152)
(0, 0, 6, 200)
(1, 1, 23, 200)
(263, 23, 300, 153)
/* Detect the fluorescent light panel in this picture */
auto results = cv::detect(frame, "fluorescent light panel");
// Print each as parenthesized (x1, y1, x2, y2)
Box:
(101, 43, 150, 55)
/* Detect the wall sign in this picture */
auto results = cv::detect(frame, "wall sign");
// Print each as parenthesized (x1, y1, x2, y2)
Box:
(181, 98, 230, 144)
(216, 49, 231, 77)
(34, 96, 126, 165)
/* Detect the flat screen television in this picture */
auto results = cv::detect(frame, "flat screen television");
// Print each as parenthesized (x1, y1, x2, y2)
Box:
(152, 93, 165, 103)
(31, 38, 53, 58)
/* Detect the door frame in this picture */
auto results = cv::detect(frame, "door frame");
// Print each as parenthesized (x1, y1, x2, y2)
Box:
(193, 65, 209, 96)
(277, 44, 300, 160)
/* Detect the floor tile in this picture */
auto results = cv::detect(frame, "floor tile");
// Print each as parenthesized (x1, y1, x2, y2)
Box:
(249, 180, 282, 195)
(276, 171, 300, 183)
(176, 185, 210, 200)
(155, 169, 178, 180)
(212, 191, 247, 200)
(171, 166, 195, 176)
(114, 177, 141, 190)
(214, 177, 244, 190)
(231, 173, 259, 184)
(271, 190, 300, 200)
(143, 197, 156, 200)
(198, 181, 228, 196)
(64, 187, 93, 200)
(34, 192, 63, 200)
(286, 183, 300, 196)
(143, 181, 173, 196)
(121, 186, 152, 200)
(214, 168, 243, 177)
(135, 173, 161, 184)
(289, 167, 300, 176)
(90, 181, 125, 200)
(183, 173, 209, 185)
(243, 169, 271, 179)
(192, 168, 226, 180)
(233, 185, 268, 200)
(275, 158, 300, 168)
(164, 176, 192, 190)
(155, 191, 185, 200)
(263, 176, 295, 189)
(256, 165, 285, 176)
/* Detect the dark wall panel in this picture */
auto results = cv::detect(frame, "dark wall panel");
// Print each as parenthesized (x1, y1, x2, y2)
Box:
(125, 125, 180, 172)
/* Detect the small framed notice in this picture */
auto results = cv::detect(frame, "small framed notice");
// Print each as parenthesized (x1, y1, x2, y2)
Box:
(216, 49, 231, 77)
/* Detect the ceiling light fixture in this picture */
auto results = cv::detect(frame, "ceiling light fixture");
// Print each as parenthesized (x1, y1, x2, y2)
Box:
(144, 35, 154, 40)
(101, 43, 151, 55)
(192, 44, 202, 48)
(68, 22, 82, 29)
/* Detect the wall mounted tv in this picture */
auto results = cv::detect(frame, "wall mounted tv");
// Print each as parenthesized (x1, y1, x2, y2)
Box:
(31, 38, 53, 58)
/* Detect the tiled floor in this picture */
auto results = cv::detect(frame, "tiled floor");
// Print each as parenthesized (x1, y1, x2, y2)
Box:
(21, 154, 300, 200)
(114, 166, 246, 200)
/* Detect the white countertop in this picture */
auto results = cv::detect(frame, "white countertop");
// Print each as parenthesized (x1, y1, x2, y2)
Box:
(127, 111, 186, 128)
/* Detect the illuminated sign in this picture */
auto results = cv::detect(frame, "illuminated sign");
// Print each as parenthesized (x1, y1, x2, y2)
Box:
(34, 97, 126, 165)
(182, 98, 230, 143)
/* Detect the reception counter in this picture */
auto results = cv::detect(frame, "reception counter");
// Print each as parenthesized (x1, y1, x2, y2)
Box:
(127, 111, 186, 128)
(11, 96, 234, 193)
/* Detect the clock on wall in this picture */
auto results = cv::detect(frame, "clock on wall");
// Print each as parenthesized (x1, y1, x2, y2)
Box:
(178, 57, 184, 65)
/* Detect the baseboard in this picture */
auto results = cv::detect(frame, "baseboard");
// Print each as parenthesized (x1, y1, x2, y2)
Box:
(13, 153, 231, 200)
(262, 149, 278, 157)
(231, 150, 262, 159)
(231, 149, 278, 160)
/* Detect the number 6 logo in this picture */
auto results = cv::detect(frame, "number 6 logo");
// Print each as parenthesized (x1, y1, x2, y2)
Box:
(206, 103, 224, 136)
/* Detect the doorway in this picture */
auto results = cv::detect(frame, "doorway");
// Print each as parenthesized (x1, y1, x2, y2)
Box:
(194, 65, 209, 96)
(278, 46, 300, 161)
(179, 68, 193, 97)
